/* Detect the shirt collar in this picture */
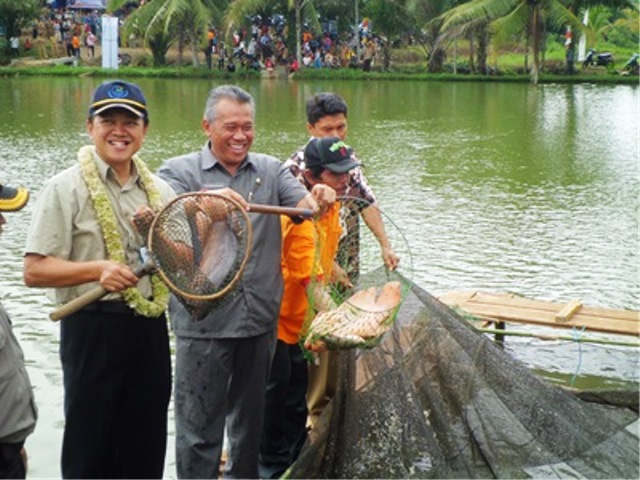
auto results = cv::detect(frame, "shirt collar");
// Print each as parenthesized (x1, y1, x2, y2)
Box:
(201, 141, 255, 174)
(92, 149, 140, 188)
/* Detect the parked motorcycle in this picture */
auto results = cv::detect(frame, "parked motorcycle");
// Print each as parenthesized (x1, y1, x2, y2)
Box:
(582, 48, 614, 68)
(622, 53, 639, 75)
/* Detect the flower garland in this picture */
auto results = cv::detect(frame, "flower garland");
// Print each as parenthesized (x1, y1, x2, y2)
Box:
(78, 145, 169, 317)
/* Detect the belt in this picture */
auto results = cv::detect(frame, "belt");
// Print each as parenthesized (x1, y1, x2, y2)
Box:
(82, 301, 133, 315)
(0, 442, 23, 462)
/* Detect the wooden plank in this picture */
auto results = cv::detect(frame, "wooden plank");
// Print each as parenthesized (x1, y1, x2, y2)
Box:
(438, 291, 640, 337)
(465, 292, 638, 322)
(555, 299, 583, 323)
(453, 303, 638, 336)
(452, 292, 640, 322)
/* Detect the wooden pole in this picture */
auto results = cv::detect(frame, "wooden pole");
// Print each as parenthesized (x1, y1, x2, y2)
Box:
(473, 326, 639, 348)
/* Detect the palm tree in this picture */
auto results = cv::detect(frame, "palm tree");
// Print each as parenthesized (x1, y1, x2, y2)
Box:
(441, 0, 584, 84)
(407, 0, 457, 73)
(224, 0, 318, 66)
(0, 0, 41, 39)
(363, 0, 417, 71)
(107, 0, 174, 66)
(108, 0, 226, 67)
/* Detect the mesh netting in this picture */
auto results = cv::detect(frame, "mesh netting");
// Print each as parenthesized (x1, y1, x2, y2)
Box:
(289, 270, 640, 479)
(302, 197, 414, 350)
(148, 192, 252, 319)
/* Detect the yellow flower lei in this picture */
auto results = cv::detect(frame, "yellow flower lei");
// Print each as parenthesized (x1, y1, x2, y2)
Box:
(78, 145, 169, 317)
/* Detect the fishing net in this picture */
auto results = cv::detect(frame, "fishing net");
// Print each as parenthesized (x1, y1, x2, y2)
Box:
(146, 192, 252, 319)
(289, 271, 640, 479)
(302, 197, 414, 350)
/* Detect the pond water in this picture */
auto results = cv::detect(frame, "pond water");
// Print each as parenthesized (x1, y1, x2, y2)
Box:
(0, 76, 638, 477)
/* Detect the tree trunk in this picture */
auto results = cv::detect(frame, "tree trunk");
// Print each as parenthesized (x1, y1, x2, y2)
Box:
(295, 0, 302, 66)
(453, 38, 457, 74)
(177, 25, 185, 67)
(531, 7, 540, 85)
(468, 30, 475, 73)
(383, 38, 391, 71)
(524, 34, 529, 74)
(149, 35, 169, 66)
(190, 25, 200, 67)
(476, 24, 488, 75)
(428, 46, 446, 73)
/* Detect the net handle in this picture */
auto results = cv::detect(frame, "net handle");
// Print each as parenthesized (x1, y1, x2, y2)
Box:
(248, 203, 313, 219)
(49, 261, 154, 322)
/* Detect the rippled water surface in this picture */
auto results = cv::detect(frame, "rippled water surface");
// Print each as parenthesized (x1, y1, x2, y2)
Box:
(0, 77, 638, 477)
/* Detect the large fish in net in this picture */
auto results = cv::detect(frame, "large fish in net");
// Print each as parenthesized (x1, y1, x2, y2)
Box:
(301, 196, 414, 350)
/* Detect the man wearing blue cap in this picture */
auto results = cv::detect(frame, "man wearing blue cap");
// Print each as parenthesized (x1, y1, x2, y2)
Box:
(23, 80, 175, 478)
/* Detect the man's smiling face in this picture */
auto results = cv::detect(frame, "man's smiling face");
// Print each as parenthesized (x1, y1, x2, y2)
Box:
(203, 98, 254, 174)
(87, 109, 148, 167)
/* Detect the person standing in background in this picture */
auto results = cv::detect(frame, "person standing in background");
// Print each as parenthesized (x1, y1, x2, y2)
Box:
(259, 137, 358, 478)
(85, 31, 96, 58)
(285, 92, 400, 427)
(9, 36, 19, 58)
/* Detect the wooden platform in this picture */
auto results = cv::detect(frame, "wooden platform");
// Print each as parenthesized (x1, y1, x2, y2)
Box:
(438, 291, 640, 337)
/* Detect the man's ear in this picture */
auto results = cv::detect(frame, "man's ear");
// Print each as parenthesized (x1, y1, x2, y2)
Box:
(302, 169, 316, 185)
(306, 123, 315, 136)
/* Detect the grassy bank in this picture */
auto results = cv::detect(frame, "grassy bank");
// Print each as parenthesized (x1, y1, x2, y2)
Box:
(0, 64, 261, 80)
(1, 42, 638, 84)
(1, 63, 638, 85)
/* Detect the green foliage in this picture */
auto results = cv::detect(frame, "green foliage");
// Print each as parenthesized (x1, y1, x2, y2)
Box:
(0, 0, 42, 38)
(363, 0, 415, 38)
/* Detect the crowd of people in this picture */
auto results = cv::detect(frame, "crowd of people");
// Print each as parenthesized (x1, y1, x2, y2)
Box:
(3, 79, 400, 479)
(210, 15, 383, 73)
(6, 7, 101, 60)
(7, 6, 383, 72)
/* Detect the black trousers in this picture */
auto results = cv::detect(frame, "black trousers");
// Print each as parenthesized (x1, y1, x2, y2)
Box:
(60, 303, 171, 479)
(0, 442, 25, 479)
(259, 340, 309, 479)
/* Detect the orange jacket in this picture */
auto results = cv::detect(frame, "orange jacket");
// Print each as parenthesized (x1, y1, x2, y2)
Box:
(278, 203, 341, 344)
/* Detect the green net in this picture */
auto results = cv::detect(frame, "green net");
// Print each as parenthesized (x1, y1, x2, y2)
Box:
(301, 196, 414, 350)
(288, 271, 639, 479)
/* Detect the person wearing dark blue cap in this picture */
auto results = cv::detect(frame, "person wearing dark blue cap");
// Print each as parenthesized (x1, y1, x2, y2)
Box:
(23, 80, 175, 479)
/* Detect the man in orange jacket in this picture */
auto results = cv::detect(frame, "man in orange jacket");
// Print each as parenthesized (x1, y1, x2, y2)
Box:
(259, 137, 357, 478)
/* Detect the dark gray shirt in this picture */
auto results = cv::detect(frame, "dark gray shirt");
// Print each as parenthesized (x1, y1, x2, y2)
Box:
(157, 143, 308, 338)
(0, 302, 37, 443)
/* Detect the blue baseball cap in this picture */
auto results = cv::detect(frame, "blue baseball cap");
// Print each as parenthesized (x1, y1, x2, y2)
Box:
(88, 80, 148, 120)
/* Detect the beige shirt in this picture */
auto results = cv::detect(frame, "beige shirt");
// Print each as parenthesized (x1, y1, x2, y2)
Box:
(25, 148, 176, 304)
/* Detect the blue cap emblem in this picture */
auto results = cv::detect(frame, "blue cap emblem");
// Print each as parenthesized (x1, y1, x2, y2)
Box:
(108, 83, 129, 99)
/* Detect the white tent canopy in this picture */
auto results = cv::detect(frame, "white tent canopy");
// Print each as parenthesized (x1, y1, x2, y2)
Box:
(64, 0, 107, 9)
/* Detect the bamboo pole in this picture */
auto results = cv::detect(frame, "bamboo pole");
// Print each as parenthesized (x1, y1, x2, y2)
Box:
(473, 326, 639, 348)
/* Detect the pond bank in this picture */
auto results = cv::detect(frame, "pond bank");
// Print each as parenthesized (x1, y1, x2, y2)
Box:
(1, 64, 638, 85)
